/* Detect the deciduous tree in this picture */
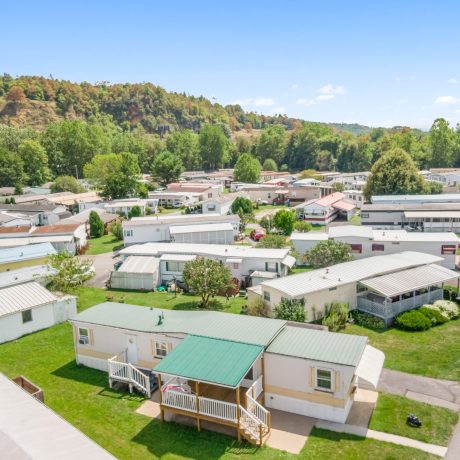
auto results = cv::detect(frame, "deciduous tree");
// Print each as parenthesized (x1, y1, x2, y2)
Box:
(233, 153, 261, 183)
(151, 151, 184, 186)
(273, 209, 296, 236)
(50, 175, 86, 193)
(18, 140, 50, 186)
(89, 210, 104, 238)
(0, 148, 25, 187)
(304, 240, 352, 268)
(198, 124, 229, 170)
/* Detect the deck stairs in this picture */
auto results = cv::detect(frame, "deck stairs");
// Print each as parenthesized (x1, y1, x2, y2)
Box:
(107, 350, 154, 398)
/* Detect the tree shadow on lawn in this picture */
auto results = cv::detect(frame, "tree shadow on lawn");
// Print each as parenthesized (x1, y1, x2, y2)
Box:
(132, 418, 258, 460)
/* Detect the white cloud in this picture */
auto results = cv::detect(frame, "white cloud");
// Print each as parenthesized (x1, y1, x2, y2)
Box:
(253, 97, 275, 107)
(318, 84, 346, 95)
(232, 98, 253, 107)
(448, 78, 458, 84)
(296, 98, 315, 107)
(291, 84, 299, 90)
(456, 109, 460, 114)
(270, 106, 285, 114)
(316, 94, 335, 101)
(434, 95, 459, 105)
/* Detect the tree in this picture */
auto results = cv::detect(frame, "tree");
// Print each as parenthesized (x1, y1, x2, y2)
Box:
(262, 158, 278, 171)
(182, 257, 231, 308)
(89, 210, 104, 238)
(274, 298, 306, 322)
(166, 129, 200, 170)
(18, 140, 50, 186)
(273, 209, 296, 236)
(47, 252, 94, 293)
(128, 205, 142, 218)
(230, 196, 253, 215)
(109, 221, 123, 240)
(83, 153, 121, 189)
(199, 124, 229, 170)
(322, 302, 349, 331)
(256, 125, 286, 165)
(102, 152, 141, 199)
(259, 215, 274, 232)
(0, 148, 25, 187)
(247, 297, 271, 318)
(51, 175, 86, 193)
(429, 118, 455, 167)
(299, 169, 320, 180)
(233, 153, 261, 183)
(364, 148, 426, 200)
(151, 151, 184, 186)
(256, 234, 287, 248)
(293, 220, 312, 232)
(304, 240, 352, 268)
(332, 182, 345, 192)
(6, 85, 26, 104)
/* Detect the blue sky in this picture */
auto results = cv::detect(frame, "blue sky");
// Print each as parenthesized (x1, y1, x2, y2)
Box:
(2, 0, 460, 129)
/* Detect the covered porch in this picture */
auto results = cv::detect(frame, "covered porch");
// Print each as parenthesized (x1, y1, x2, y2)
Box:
(154, 335, 270, 445)
(357, 263, 459, 325)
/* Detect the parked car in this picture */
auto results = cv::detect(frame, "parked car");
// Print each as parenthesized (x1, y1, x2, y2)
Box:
(250, 228, 266, 241)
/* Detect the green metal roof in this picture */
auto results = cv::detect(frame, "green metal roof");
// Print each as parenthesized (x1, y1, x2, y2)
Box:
(154, 335, 263, 387)
(266, 326, 367, 367)
(72, 302, 286, 347)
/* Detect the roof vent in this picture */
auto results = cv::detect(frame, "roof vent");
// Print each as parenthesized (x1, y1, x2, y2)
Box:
(157, 315, 163, 326)
(325, 268, 329, 274)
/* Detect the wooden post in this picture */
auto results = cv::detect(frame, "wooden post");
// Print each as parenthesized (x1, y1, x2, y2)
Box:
(259, 423, 263, 446)
(261, 355, 266, 402)
(236, 386, 241, 442)
(157, 374, 164, 422)
(195, 381, 201, 432)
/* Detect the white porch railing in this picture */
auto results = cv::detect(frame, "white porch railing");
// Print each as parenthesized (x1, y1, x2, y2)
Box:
(245, 376, 269, 431)
(239, 405, 265, 445)
(108, 350, 151, 398)
(162, 390, 197, 412)
(199, 396, 237, 422)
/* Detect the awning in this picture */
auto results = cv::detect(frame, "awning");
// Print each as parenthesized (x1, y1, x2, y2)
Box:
(359, 263, 459, 297)
(333, 200, 355, 211)
(226, 258, 243, 264)
(154, 335, 263, 388)
(355, 345, 385, 390)
(282, 254, 296, 268)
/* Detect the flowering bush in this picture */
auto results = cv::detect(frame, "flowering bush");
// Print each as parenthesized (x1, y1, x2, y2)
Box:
(433, 300, 459, 319)
(419, 305, 449, 325)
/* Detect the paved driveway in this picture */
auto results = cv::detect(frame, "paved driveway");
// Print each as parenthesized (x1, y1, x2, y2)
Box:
(82, 252, 119, 288)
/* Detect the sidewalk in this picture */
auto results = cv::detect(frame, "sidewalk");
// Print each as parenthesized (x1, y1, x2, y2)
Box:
(316, 420, 448, 457)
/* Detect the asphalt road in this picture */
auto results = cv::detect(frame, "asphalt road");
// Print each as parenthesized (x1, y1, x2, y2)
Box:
(81, 252, 119, 288)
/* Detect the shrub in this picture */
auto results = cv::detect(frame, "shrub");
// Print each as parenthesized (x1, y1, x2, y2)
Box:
(433, 300, 459, 319)
(247, 298, 271, 318)
(322, 302, 349, 331)
(395, 310, 432, 331)
(443, 285, 458, 300)
(350, 310, 386, 330)
(109, 221, 123, 241)
(274, 298, 306, 322)
(293, 220, 312, 233)
(419, 306, 449, 326)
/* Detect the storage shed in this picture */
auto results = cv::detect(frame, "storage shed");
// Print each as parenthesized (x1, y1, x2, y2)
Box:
(170, 222, 234, 244)
(109, 256, 159, 291)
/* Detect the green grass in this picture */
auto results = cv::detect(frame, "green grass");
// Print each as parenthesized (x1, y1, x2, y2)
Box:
(86, 234, 124, 255)
(369, 394, 458, 446)
(0, 319, 438, 460)
(254, 204, 286, 213)
(344, 320, 460, 380)
(349, 214, 361, 225)
(76, 286, 246, 314)
(290, 265, 314, 274)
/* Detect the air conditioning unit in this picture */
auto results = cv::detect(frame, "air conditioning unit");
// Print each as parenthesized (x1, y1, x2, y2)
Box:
(79, 337, 89, 345)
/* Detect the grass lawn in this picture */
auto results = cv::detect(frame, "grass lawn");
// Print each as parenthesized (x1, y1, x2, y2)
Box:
(290, 265, 314, 274)
(0, 318, 438, 460)
(349, 214, 361, 225)
(369, 394, 458, 446)
(86, 234, 124, 255)
(344, 320, 460, 380)
(76, 286, 246, 314)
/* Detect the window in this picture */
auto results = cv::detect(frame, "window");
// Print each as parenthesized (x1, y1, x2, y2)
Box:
(442, 245, 456, 255)
(329, 287, 337, 291)
(244, 367, 254, 380)
(361, 213, 369, 218)
(265, 261, 278, 272)
(391, 242, 400, 245)
(78, 328, 89, 345)
(208, 193, 212, 198)
(233, 263, 239, 269)
(166, 261, 180, 272)
(263, 291, 271, 301)
(22, 309, 32, 323)
(124, 229, 133, 237)
(350, 244, 362, 254)
(316, 368, 333, 391)
(155, 341, 168, 358)
(372, 243, 384, 251)
(207, 204, 216, 211)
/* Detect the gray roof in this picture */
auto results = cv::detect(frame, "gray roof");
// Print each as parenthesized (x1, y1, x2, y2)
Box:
(118, 256, 159, 274)
(169, 222, 233, 234)
(0, 372, 114, 459)
(60, 208, 116, 225)
(362, 202, 460, 211)
(359, 264, 459, 297)
(0, 242, 57, 265)
(267, 326, 367, 367)
(260, 251, 444, 297)
(0, 265, 56, 289)
(71, 302, 286, 347)
(125, 214, 240, 227)
(372, 193, 460, 203)
(0, 282, 57, 317)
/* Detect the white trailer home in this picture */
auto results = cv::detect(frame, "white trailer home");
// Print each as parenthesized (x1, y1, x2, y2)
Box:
(248, 251, 459, 325)
(122, 214, 241, 245)
(117, 242, 295, 287)
(0, 282, 77, 343)
(291, 226, 460, 269)
(70, 301, 384, 444)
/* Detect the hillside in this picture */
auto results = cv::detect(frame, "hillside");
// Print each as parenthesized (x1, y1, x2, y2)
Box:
(0, 74, 378, 135)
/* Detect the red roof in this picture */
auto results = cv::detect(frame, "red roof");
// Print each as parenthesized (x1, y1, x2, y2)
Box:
(315, 192, 345, 207)
(333, 200, 356, 211)
(0, 226, 31, 234)
(32, 224, 81, 235)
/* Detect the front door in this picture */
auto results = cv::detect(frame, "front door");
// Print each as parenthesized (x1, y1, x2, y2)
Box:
(126, 335, 138, 364)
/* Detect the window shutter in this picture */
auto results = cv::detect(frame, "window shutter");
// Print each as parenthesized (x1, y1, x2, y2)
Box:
(335, 371, 340, 392)
(167, 342, 173, 353)
(89, 329, 94, 345)
(264, 262, 268, 271)
(309, 367, 315, 387)
(151, 340, 157, 357)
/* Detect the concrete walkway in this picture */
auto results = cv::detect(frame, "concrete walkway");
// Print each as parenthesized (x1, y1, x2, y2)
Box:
(378, 369, 460, 411)
(316, 420, 448, 457)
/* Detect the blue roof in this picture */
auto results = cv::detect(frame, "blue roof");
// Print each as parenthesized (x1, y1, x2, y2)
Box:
(0, 243, 57, 265)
